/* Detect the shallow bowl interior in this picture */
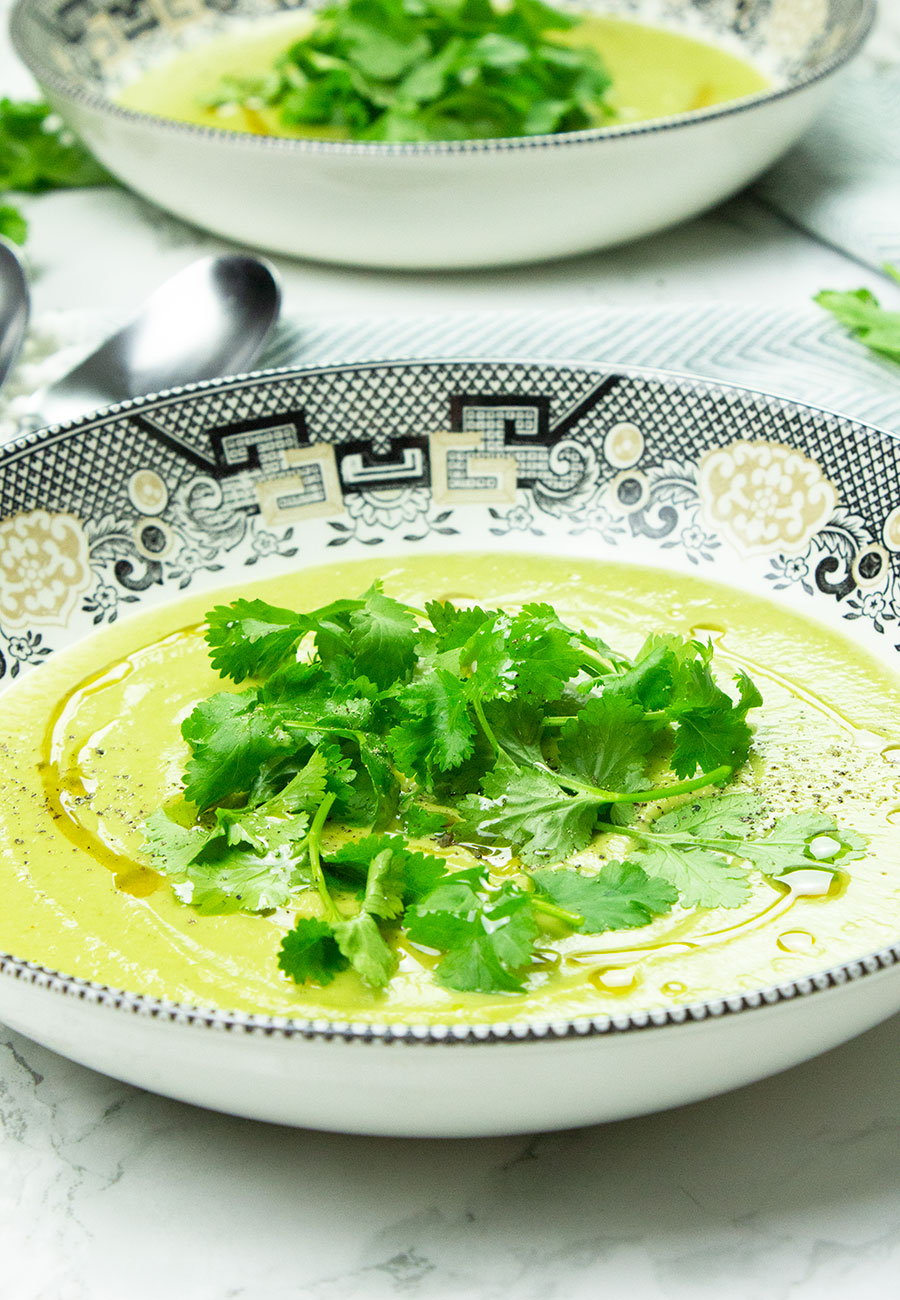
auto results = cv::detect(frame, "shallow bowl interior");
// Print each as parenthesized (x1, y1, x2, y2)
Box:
(0, 357, 899, 1134)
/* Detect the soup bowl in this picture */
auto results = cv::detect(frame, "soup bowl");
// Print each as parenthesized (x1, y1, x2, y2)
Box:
(9, 0, 875, 268)
(1, 357, 899, 1136)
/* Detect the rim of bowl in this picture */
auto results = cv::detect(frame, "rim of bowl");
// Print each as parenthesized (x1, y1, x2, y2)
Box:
(1, 352, 899, 1046)
(9, 0, 878, 158)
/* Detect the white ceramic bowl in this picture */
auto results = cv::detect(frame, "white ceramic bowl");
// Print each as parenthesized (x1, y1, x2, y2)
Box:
(9, 0, 875, 268)
(1, 356, 900, 1136)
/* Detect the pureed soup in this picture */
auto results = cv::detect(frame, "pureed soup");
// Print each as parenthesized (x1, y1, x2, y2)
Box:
(116, 12, 770, 141)
(0, 552, 898, 1025)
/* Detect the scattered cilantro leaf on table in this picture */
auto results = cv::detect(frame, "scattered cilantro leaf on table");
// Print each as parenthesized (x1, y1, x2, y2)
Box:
(814, 264, 900, 366)
(0, 98, 111, 245)
(143, 583, 866, 998)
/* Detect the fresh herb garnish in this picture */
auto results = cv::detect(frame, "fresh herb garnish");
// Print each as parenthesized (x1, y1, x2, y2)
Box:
(814, 264, 900, 366)
(143, 583, 865, 997)
(0, 98, 110, 245)
(209, 0, 615, 143)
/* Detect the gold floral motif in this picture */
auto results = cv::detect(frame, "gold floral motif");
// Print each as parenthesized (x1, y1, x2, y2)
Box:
(0, 511, 93, 631)
(698, 440, 837, 557)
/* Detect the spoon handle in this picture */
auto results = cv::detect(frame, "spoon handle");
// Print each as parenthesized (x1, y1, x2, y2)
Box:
(0, 241, 29, 393)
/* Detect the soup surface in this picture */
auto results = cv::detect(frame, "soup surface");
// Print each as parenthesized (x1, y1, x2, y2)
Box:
(117, 13, 769, 139)
(0, 552, 898, 1024)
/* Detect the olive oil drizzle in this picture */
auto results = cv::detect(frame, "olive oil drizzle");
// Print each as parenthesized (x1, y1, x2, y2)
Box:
(42, 615, 860, 985)
(41, 626, 203, 898)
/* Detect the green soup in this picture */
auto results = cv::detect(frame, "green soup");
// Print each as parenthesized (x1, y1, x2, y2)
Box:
(117, 13, 769, 139)
(0, 553, 898, 1025)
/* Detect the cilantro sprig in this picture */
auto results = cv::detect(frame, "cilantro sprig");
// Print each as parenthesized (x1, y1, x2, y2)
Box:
(209, 0, 615, 143)
(0, 99, 110, 245)
(142, 582, 865, 998)
(814, 264, 900, 366)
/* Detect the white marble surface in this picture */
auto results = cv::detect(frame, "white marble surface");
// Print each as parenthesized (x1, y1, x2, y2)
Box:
(3, 4, 900, 1298)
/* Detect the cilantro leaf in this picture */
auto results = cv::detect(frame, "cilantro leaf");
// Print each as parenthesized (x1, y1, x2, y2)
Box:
(390, 666, 477, 783)
(628, 838, 751, 910)
(650, 792, 764, 839)
(348, 585, 419, 689)
(181, 690, 299, 809)
(503, 604, 593, 701)
(205, 598, 306, 683)
(402, 800, 451, 838)
(815, 271, 900, 365)
(214, 749, 328, 849)
(733, 811, 867, 877)
(603, 639, 678, 710)
(531, 860, 677, 932)
(0, 203, 27, 245)
(484, 695, 546, 768)
(557, 694, 656, 792)
(360, 847, 407, 919)
(434, 934, 529, 994)
(144, 808, 212, 873)
(278, 918, 349, 986)
(423, 600, 496, 650)
(0, 99, 111, 245)
(159, 836, 310, 914)
(457, 755, 603, 864)
(328, 833, 447, 903)
(332, 911, 397, 987)
(666, 660, 760, 779)
(404, 870, 539, 993)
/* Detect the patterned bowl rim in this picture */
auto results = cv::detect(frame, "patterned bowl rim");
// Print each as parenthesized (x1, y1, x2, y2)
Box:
(9, 0, 877, 158)
(2, 352, 899, 1047)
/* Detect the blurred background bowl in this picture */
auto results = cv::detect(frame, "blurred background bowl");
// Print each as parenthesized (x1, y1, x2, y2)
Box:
(8, 0, 877, 272)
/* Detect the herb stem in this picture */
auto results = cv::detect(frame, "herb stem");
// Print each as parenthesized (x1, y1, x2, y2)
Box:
(546, 763, 733, 804)
(578, 645, 622, 674)
(472, 698, 500, 754)
(308, 792, 338, 920)
(531, 896, 584, 928)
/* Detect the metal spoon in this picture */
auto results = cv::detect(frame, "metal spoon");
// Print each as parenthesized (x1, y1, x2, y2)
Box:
(0, 241, 29, 391)
(38, 254, 282, 427)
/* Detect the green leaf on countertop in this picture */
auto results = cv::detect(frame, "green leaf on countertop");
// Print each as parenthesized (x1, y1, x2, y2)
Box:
(0, 98, 112, 246)
(815, 266, 900, 365)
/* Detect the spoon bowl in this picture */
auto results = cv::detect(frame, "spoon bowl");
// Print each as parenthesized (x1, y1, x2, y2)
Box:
(39, 254, 281, 426)
(0, 242, 29, 392)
